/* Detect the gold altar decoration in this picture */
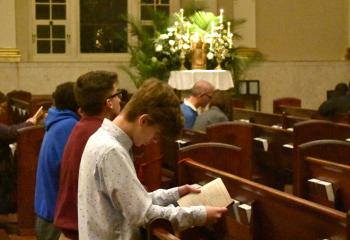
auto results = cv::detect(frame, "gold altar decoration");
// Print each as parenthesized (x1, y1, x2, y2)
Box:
(154, 9, 233, 70)
(191, 34, 207, 69)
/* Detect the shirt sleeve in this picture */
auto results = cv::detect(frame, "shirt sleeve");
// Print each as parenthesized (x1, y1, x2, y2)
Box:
(148, 187, 179, 206)
(98, 148, 206, 230)
(0, 122, 33, 143)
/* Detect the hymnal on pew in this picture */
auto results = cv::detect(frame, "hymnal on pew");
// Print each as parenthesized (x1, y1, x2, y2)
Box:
(307, 178, 335, 202)
(238, 203, 252, 224)
(177, 178, 233, 208)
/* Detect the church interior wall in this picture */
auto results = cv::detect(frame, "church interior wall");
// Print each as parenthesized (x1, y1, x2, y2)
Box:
(0, 0, 349, 113)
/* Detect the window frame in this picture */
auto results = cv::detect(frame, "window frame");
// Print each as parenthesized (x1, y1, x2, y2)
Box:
(29, 0, 180, 62)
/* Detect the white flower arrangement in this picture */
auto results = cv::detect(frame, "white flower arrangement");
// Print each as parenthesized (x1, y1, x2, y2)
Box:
(153, 9, 234, 70)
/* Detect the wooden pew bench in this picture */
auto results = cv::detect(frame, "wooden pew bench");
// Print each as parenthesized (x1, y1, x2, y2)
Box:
(15, 125, 45, 235)
(294, 139, 350, 212)
(7, 94, 52, 124)
(207, 121, 254, 179)
(251, 123, 294, 189)
(277, 105, 350, 124)
(273, 97, 301, 114)
(160, 129, 208, 188)
(178, 142, 243, 177)
(178, 159, 350, 240)
(233, 107, 307, 129)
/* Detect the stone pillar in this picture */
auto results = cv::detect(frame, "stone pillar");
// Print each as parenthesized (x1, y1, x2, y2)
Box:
(0, 0, 20, 62)
(233, 0, 256, 49)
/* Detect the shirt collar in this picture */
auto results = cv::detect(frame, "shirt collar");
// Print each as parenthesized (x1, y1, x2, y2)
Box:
(101, 118, 133, 151)
(184, 98, 197, 112)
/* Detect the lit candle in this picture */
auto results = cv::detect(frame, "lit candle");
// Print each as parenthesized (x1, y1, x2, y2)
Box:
(227, 21, 231, 36)
(180, 8, 184, 22)
(219, 9, 224, 24)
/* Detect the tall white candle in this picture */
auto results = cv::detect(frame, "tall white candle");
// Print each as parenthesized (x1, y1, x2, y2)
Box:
(227, 21, 231, 35)
(219, 9, 224, 24)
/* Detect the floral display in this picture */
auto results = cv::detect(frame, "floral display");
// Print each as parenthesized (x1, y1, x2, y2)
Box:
(154, 9, 234, 70)
(120, 8, 262, 88)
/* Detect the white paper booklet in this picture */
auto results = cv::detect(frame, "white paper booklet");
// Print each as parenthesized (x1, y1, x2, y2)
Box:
(177, 178, 233, 208)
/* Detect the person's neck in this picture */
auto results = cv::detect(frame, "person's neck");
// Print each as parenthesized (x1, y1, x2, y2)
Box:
(84, 111, 114, 120)
(187, 96, 200, 108)
(113, 115, 134, 139)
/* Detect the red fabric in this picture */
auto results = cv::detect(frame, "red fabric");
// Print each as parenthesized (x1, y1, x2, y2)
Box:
(54, 117, 103, 232)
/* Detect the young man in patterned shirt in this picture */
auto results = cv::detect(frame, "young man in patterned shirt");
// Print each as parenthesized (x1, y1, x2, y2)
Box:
(78, 79, 227, 240)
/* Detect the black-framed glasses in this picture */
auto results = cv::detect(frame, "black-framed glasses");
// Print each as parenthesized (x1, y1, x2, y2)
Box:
(203, 93, 213, 100)
(107, 89, 124, 100)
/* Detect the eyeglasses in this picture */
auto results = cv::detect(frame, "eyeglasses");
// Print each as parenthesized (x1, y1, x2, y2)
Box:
(203, 93, 213, 100)
(107, 89, 124, 100)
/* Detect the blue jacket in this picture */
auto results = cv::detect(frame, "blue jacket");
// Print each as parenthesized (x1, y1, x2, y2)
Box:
(35, 107, 79, 221)
(180, 103, 198, 129)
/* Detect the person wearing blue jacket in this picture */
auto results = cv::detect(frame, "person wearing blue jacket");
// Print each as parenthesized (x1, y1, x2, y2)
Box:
(34, 82, 79, 240)
(180, 80, 214, 129)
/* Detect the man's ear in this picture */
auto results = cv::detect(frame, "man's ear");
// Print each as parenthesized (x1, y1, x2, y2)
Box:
(105, 98, 113, 109)
(138, 114, 150, 126)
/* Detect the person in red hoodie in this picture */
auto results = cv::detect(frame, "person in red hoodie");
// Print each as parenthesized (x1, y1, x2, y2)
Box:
(54, 71, 122, 239)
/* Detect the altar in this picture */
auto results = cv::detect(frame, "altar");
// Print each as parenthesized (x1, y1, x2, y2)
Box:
(168, 70, 234, 90)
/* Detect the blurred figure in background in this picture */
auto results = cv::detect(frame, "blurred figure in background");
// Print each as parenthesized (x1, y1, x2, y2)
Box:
(318, 82, 348, 117)
(193, 90, 232, 132)
(180, 80, 215, 128)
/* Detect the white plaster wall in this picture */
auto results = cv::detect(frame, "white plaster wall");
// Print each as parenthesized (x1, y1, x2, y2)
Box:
(0, 62, 137, 95)
(245, 61, 350, 112)
(1, 61, 350, 113)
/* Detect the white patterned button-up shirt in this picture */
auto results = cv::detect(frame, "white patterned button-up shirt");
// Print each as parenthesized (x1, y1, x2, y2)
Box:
(78, 119, 206, 240)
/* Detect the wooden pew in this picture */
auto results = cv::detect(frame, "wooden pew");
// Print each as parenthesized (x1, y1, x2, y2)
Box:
(178, 142, 242, 177)
(251, 123, 294, 189)
(273, 97, 301, 114)
(233, 107, 307, 129)
(293, 120, 350, 146)
(178, 159, 350, 240)
(207, 121, 294, 188)
(15, 125, 44, 235)
(178, 128, 207, 145)
(133, 141, 163, 191)
(147, 218, 179, 240)
(233, 107, 283, 126)
(278, 105, 350, 124)
(294, 139, 350, 211)
(206, 121, 254, 179)
(7, 94, 52, 124)
(160, 129, 208, 188)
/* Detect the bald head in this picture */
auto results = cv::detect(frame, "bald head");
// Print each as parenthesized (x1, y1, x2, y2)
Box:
(191, 80, 215, 97)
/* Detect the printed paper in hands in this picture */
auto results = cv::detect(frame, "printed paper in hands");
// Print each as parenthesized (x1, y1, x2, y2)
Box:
(177, 178, 233, 208)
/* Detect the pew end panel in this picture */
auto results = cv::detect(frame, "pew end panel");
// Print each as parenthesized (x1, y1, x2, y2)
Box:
(206, 121, 254, 179)
(273, 97, 301, 114)
(15, 125, 45, 235)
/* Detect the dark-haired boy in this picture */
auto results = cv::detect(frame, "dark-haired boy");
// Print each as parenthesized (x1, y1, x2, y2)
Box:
(35, 81, 79, 240)
(54, 71, 121, 240)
